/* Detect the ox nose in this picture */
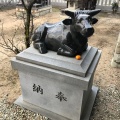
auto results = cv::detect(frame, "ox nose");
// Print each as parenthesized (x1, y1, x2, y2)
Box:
(86, 28, 94, 37)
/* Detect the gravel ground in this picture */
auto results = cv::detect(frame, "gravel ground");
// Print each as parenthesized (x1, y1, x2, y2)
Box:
(0, 95, 51, 120)
(0, 85, 119, 120)
(0, 8, 120, 120)
(90, 85, 120, 120)
(0, 86, 120, 120)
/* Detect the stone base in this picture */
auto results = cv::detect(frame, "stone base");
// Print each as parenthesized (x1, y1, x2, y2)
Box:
(14, 86, 98, 120)
(11, 46, 101, 120)
(111, 58, 120, 68)
(16, 5, 52, 18)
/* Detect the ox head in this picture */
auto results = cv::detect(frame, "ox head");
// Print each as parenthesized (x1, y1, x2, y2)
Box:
(62, 9, 101, 37)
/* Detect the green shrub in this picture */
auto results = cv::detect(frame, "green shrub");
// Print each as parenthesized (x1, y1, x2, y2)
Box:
(112, 2, 119, 13)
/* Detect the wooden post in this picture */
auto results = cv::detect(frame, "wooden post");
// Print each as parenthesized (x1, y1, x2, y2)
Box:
(109, 0, 111, 6)
(105, 0, 107, 6)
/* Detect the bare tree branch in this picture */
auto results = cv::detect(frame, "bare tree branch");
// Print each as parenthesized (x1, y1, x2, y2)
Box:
(0, 23, 21, 54)
(0, 51, 11, 57)
(21, 0, 28, 11)
(0, 0, 35, 56)
(29, 14, 34, 42)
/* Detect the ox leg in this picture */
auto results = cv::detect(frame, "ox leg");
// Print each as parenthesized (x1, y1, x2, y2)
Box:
(83, 43, 88, 51)
(33, 42, 47, 54)
(33, 27, 48, 54)
(57, 44, 76, 57)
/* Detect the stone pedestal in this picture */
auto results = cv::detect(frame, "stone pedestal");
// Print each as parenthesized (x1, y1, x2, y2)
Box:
(11, 46, 101, 120)
(111, 33, 120, 68)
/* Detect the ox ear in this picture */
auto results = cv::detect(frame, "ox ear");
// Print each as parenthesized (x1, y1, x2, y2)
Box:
(62, 10, 74, 18)
(91, 18, 98, 24)
(88, 9, 101, 17)
(62, 19, 72, 25)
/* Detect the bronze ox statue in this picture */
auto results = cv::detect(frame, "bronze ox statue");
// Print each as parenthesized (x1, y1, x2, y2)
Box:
(32, 9, 101, 57)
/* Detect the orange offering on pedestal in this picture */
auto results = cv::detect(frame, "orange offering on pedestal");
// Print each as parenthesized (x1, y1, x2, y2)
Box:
(75, 55, 81, 60)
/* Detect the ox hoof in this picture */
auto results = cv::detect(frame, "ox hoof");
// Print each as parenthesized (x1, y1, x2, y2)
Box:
(57, 48, 76, 57)
(33, 42, 47, 54)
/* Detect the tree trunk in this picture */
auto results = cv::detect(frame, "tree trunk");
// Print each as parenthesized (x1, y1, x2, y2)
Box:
(21, 0, 35, 49)
(25, 9, 31, 48)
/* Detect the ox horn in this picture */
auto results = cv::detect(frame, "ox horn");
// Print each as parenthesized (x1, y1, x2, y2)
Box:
(74, 9, 101, 17)
(88, 9, 101, 16)
(62, 9, 101, 18)
(61, 10, 74, 18)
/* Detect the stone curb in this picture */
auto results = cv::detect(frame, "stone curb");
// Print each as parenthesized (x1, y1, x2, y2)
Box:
(111, 32, 120, 68)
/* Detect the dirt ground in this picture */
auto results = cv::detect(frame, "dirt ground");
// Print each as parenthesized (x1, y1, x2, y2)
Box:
(0, 8, 120, 120)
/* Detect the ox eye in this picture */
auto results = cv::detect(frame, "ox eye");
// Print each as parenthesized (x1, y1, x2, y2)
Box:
(77, 18, 83, 23)
(87, 17, 92, 22)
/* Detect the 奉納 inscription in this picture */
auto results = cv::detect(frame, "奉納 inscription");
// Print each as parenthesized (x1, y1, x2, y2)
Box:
(33, 84, 43, 94)
(56, 92, 67, 102)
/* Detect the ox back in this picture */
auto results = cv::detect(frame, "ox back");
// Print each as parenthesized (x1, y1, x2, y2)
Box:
(33, 22, 70, 51)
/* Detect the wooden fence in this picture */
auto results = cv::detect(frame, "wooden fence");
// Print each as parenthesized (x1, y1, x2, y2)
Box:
(0, 0, 120, 12)
(96, 0, 120, 12)
(97, 0, 120, 6)
(51, 0, 120, 12)
(0, 0, 19, 4)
